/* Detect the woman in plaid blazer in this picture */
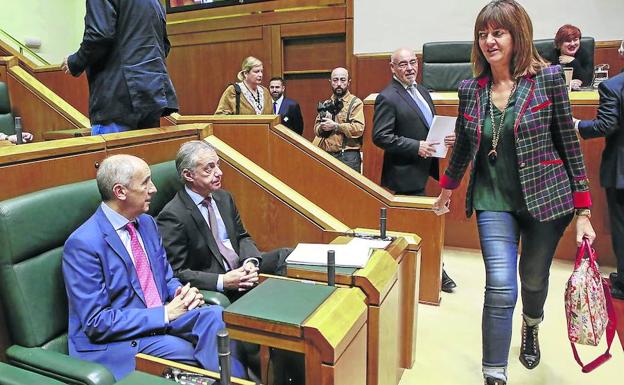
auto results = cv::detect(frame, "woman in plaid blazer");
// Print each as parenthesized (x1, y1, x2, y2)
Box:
(433, 1, 596, 384)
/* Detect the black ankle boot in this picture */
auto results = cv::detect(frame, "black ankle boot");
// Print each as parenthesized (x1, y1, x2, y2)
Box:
(484, 376, 506, 385)
(519, 319, 540, 369)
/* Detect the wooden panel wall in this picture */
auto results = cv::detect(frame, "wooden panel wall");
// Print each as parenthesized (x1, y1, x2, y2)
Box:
(165, 1, 351, 141)
(0, 125, 207, 200)
(33, 68, 90, 117)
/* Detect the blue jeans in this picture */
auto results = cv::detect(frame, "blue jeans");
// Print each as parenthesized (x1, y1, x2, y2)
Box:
(476, 210, 572, 370)
(91, 122, 132, 135)
(91, 112, 162, 135)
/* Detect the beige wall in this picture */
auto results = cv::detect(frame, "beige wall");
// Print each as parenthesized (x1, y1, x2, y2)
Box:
(0, 0, 85, 64)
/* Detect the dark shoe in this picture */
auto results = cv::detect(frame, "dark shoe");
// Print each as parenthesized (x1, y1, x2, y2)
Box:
(484, 376, 506, 385)
(612, 285, 624, 300)
(441, 269, 457, 293)
(519, 319, 540, 369)
(609, 272, 624, 299)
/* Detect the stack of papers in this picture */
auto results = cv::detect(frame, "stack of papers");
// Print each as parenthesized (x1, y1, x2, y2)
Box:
(286, 238, 391, 268)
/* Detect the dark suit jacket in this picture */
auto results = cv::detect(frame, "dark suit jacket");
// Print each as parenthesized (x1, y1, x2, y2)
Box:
(373, 78, 438, 193)
(67, 0, 178, 127)
(157, 188, 261, 292)
(278, 97, 304, 135)
(63, 208, 180, 380)
(579, 72, 624, 189)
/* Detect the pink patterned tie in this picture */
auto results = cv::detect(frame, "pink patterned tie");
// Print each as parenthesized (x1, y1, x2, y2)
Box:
(126, 222, 162, 308)
(202, 198, 240, 270)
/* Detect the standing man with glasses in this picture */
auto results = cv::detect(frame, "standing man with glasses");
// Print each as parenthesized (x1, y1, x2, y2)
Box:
(373, 47, 457, 292)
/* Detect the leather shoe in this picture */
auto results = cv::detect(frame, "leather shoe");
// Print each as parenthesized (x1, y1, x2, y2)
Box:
(441, 269, 457, 293)
(519, 319, 540, 369)
(484, 377, 506, 385)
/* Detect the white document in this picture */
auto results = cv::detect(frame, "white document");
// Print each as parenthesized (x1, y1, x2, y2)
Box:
(286, 238, 391, 268)
(425, 115, 457, 158)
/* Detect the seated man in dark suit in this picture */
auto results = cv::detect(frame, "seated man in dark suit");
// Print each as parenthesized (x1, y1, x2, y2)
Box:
(62, 154, 245, 380)
(157, 140, 290, 302)
(575, 71, 624, 299)
(269, 77, 304, 135)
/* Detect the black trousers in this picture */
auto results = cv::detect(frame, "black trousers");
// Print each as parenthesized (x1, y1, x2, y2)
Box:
(606, 188, 624, 283)
(329, 150, 361, 173)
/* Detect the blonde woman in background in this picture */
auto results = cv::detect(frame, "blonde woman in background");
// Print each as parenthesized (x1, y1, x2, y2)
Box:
(215, 56, 272, 115)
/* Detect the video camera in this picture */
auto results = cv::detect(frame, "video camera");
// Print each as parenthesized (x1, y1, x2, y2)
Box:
(317, 98, 344, 119)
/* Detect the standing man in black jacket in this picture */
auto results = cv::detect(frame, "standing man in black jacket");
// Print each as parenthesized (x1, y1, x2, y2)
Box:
(373, 47, 457, 293)
(269, 77, 304, 135)
(62, 0, 178, 135)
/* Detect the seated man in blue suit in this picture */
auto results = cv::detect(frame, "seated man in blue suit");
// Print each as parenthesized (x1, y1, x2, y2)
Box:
(62, 154, 246, 380)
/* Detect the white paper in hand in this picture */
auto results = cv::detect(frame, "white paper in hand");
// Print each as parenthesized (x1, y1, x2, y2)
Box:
(425, 115, 457, 158)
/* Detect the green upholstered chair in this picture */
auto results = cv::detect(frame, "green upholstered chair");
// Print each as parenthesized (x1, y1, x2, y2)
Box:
(421, 41, 473, 91)
(0, 161, 228, 385)
(0, 82, 15, 136)
(0, 362, 67, 385)
(0, 362, 176, 385)
(0, 179, 113, 385)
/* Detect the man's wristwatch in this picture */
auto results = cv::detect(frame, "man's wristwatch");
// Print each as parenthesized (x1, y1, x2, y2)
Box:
(575, 208, 591, 218)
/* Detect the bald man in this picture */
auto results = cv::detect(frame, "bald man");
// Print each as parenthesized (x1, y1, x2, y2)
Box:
(312, 67, 365, 172)
(373, 48, 456, 292)
(62, 154, 245, 380)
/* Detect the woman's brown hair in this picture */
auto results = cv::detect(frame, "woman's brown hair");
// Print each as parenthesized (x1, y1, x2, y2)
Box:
(471, 0, 549, 79)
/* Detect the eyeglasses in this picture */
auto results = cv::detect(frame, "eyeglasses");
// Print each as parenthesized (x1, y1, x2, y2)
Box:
(392, 60, 418, 70)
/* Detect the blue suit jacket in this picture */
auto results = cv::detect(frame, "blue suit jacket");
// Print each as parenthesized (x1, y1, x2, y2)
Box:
(579, 72, 624, 189)
(278, 97, 304, 135)
(62, 207, 181, 379)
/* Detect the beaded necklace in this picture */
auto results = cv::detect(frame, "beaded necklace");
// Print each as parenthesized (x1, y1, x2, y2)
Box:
(242, 82, 262, 111)
(487, 81, 517, 164)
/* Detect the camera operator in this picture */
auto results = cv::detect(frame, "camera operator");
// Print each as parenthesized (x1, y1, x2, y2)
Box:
(312, 67, 365, 173)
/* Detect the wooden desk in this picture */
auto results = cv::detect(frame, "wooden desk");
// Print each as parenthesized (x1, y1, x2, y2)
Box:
(223, 278, 368, 385)
(287, 231, 421, 385)
(287, 236, 402, 385)
(136, 353, 255, 384)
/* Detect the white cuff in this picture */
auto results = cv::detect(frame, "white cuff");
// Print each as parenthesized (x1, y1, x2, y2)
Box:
(217, 274, 224, 292)
(243, 257, 260, 268)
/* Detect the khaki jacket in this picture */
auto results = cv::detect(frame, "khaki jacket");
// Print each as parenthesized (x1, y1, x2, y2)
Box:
(313, 91, 365, 152)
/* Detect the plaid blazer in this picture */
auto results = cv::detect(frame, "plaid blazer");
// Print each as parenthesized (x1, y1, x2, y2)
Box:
(440, 65, 592, 221)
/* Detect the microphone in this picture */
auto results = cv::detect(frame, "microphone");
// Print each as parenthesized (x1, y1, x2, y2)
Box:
(327, 250, 336, 287)
(380, 207, 387, 240)
(14, 117, 23, 145)
(217, 329, 231, 385)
